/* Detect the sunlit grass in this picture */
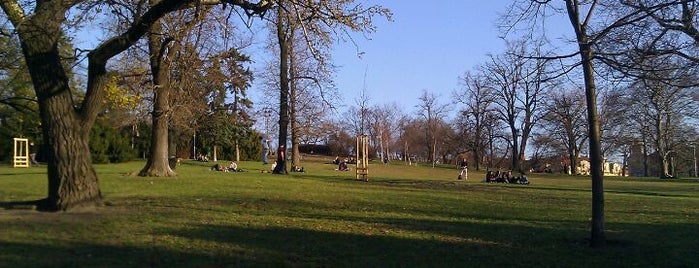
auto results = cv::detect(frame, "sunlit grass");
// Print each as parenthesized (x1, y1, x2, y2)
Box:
(1, 157, 697, 267)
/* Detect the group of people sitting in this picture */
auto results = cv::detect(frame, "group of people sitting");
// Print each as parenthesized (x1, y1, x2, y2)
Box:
(196, 153, 210, 162)
(485, 170, 529, 184)
(211, 161, 245, 172)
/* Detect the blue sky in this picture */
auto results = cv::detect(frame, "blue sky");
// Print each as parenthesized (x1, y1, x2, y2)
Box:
(327, 1, 513, 112)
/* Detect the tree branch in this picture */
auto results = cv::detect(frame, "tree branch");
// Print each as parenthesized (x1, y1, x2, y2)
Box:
(80, 0, 273, 125)
(0, 0, 26, 26)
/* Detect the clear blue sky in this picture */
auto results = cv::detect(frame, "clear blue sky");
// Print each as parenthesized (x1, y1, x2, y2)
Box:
(327, 1, 513, 113)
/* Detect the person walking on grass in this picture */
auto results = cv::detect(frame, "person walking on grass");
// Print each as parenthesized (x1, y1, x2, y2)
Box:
(458, 158, 468, 180)
(29, 142, 39, 165)
(261, 136, 269, 164)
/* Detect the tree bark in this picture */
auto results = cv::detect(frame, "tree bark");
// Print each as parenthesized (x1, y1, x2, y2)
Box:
(581, 45, 606, 247)
(473, 116, 482, 171)
(273, 5, 289, 175)
(511, 126, 520, 172)
(139, 17, 175, 177)
(15, 7, 103, 211)
(565, 0, 605, 247)
(289, 25, 301, 168)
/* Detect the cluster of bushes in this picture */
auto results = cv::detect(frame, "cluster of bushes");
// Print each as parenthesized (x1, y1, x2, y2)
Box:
(89, 119, 137, 164)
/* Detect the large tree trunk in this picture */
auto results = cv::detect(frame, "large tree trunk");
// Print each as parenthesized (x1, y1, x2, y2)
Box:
(473, 117, 482, 171)
(139, 18, 175, 177)
(42, 115, 102, 211)
(655, 114, 671, 178)
(642, 136, 649, 177)
(567, 127, 578, 174)
(511, 126, 520, 172)
(289, 26, 301, 168)
(273, 5, 289, 175)
(17, 10, 103, 211)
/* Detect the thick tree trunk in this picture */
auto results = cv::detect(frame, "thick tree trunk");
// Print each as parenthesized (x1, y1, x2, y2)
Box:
(511, 126, 520, 172)
(140, 19, 175, 177)
(518, 126, 531, 173)
(567, 127, 578, 174)
(273, 5, 289, 175)
(42, 117, 102, 211)
(289, 27, 301, 168)
(473, 118, 482, 171)
(17, 12, 103, 211)
(655, 115, 670, 177)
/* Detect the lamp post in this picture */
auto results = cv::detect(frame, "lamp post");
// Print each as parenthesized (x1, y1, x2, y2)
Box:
(262, 107, 272, 139)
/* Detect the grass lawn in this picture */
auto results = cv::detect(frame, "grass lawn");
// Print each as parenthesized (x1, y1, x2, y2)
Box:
(1, 156, 698, 267)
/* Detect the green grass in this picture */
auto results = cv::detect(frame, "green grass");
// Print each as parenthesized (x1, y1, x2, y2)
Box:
(1, 157, 698, 267)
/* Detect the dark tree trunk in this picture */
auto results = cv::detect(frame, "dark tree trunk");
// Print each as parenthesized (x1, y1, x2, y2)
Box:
(565, 0, 605, 247)
(511, 126, 520, 172)
(580, 44, 605, 247)
(569, 151, 578, 175)
(289, 26, 301, 168)
(139, 16, 175, 177)
(17, 10, 103, 211)
(567, 126, 579, 174)
(642, 136, 649, 177)
(473, 116, 482, 171)
(273, 5, 289, 175)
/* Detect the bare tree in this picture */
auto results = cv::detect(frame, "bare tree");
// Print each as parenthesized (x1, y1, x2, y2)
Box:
(416, 90, 450, 166)
(482, 41, 548, 173)
(627, 72, 698, 177)
(367, 103, 400, 162)
(455, 71, 495, 171)
(502, 0, 628, 247)
(269, 0, 391, 174)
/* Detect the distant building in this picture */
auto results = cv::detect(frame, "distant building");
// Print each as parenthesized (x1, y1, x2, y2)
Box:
(575, 158, 624, 176)
(604, 162, 623, 176)
(627, 141, 661, 177)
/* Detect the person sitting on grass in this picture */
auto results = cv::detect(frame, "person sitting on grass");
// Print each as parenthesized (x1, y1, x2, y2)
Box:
(227, 161, 238, 172)
(508, 172, 519, 184)
(337, 160, 349, 171)
(518, 173, 529, 185)
(211, 163, 225, 171)
(291, 165, 305, 172)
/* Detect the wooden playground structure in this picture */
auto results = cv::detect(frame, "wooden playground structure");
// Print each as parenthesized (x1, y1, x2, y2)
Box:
(355, 135, 369, 181)
(13, 138, 30, 168)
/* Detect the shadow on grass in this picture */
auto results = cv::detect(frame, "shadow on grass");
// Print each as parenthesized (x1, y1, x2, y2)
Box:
(159, 220, 695, 267)
(0, 171, 46, 176)
(0, 200, 41, 210)
(1, 204, 697, 267)
(525, 185, 699, 198)
(0, 240, 277, 268)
